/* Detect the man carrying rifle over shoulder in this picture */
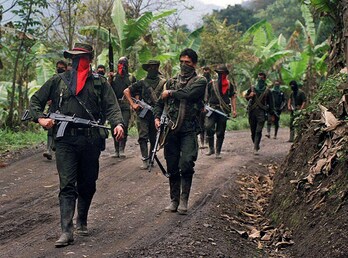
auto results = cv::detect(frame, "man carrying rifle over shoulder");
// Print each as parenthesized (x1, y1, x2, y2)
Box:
(205, 64, 237, 159)
(124, 60, 166, 169)
(29, 43, 124, 247)
(153, 49, 206, 215)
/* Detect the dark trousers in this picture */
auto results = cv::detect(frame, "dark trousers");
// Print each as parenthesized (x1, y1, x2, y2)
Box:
(248, 107, 266, 150)
(55, 136, 101, 202)
(114, 108, 130, 150)
(136, 112, 157, 158)
(205, 112, 227, 140)
(164, 130, 198, 178)
(266, 112, 280, 135)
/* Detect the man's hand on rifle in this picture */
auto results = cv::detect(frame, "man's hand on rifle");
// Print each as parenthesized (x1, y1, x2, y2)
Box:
(155, 118, 161, 129)
(113, 125, 124, 141)
(131, 103, 141, 111)
(161, 90, 172, 99)
(38, 118, 54, 129)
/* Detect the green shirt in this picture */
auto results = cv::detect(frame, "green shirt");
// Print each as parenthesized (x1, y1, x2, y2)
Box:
(30, 71, 124, 129)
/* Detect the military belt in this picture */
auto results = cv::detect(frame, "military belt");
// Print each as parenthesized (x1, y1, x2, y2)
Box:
(63, 127, 98, 137)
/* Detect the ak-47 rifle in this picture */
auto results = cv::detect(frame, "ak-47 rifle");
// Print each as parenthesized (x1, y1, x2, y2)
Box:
(21, 110, 111, 138)
(131, 97, 153, 118)
(148, 110, 170, 177)
(205, 104, 231, 120)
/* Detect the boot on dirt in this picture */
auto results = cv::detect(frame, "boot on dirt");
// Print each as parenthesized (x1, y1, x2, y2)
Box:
(55, 198, 75, 247)
(119, 138, 127, 158)
(165, 176, 181, 212)
(177, 176, 193, 215)
(265, 125, 271, 138)
(76, 196, 92, 236)
(139, 141, 149, 170)
(274, 127, 279, 139)
(288, 130, 295, 142)
(111, 141, 120, 158)
(215, 138, 224, 159)
(199, 133, 207, 149)
(205, 137, 215, 156)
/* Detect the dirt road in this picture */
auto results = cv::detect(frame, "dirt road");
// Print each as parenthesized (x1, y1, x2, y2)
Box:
(0, 129, 291, 258)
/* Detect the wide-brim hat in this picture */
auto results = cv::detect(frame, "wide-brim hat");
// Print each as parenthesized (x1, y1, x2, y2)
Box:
(214, 64, 229, 74)
(142, 60, 160, 71)
(63, 43, 94, 59)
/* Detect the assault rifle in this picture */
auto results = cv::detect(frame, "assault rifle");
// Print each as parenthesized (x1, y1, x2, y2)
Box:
(148, 110, 170, 177)
(21, 110, 111, 138)
(131, 97, 153, 118)
(205, 105, 231, 120)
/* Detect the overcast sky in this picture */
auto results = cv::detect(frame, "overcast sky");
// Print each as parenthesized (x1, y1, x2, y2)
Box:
(199, 0, 244, 7)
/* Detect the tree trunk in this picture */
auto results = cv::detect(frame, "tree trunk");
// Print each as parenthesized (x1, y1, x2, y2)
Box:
(7, 1, 33, 128)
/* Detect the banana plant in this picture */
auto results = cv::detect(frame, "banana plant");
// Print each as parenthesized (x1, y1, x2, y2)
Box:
(79, 0, 176, 64)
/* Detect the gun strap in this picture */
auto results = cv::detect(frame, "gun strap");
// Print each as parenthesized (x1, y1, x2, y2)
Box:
(249, 89, 268, 112)
(212, 80, 230, 113)
(58, 73, 97, 122)
(165, 76, 198, 133)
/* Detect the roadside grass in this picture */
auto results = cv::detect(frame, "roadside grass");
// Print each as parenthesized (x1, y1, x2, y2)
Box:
(0, 128, 46, 152)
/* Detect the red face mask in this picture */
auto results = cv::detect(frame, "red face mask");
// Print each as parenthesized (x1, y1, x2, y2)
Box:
(118, 63, 124, 76)
(221, 73, 229, 95)
(75, 56, 90, 95)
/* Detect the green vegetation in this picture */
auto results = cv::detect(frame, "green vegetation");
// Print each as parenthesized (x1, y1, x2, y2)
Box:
(0, 128, 46, 152)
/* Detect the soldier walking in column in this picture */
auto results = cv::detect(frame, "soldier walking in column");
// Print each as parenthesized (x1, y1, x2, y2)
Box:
(265, 80, 286, 139)
(287, 80, 306, 142)
(109, 57, 136, 158)
(245, 72, 273, 154)
(30, 43, 124, 247)
(205, 64, 237, 159)
(154, 48, 206, 215)
(124, 60, 166, 169)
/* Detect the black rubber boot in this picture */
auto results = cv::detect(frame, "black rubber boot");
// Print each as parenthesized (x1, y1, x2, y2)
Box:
(119, 137, 127, 158)
(139, 141, 149, 170)
(165, 176, 181, 212)
(177, 176, 193, 215)
(274, 126, 279, 139)
(55, 198, 75, 247)
(205, 137, 215, 156)
(253, 132, 261, 155)
(215, 138, 224, 159)
(112, 140, 120, 158)
(288, 130, 295, 142)
(76, 196, 92, 236)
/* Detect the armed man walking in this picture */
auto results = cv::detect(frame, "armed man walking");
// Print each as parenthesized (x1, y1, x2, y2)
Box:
(124, 60, 166, 169)
(245, 72, 273, 155)
(109, 57, 136, 158)
(29, 43, 124, 247)
(198, 66, 212, 149)
(287, 80, 306, 142)
(205, 64, 237, 159)
(265, 80, 286, 139)
(153, 48, 206, 215)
